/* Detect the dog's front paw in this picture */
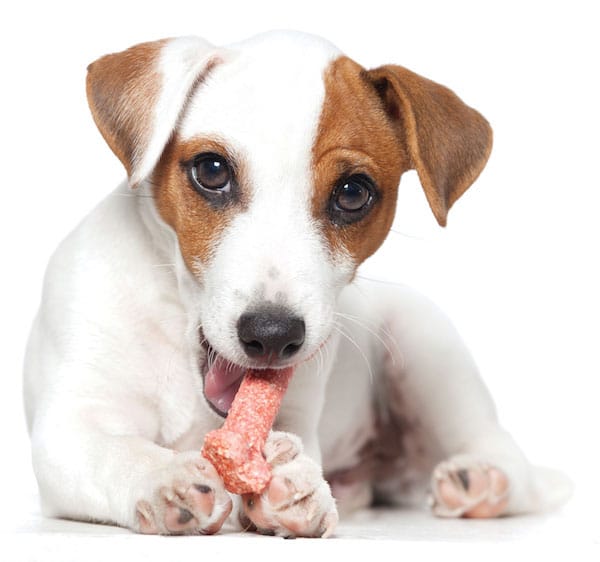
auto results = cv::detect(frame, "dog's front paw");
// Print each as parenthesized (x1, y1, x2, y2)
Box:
(134, 451, 232, 535)
(430, 456, 509, 518)
(241, 432, 338, 538)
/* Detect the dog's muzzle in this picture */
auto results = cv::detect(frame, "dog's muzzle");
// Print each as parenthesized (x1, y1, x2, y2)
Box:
(200, 305, 305, 417)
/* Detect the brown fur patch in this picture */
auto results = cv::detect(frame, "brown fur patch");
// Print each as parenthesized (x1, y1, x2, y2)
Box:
(86, 40, 167, 176)
(311, 57, 409, 266)
(312, 56, 493, 264)
(366, 65, 493, 226)
(152, 136, 248, 274)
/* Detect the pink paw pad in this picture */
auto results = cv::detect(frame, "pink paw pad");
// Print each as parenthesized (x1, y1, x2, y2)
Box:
(430, 460, 509, 518)
(136, 481, 230, 535)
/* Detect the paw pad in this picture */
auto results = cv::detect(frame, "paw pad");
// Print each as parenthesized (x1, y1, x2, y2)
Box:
(430, 460, 509, 518)
(134, 453, 232, 535)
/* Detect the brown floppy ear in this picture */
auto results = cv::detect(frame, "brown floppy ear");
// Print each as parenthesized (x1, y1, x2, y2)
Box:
(86, 37, 219, 188)
(367, 65, 493, 226)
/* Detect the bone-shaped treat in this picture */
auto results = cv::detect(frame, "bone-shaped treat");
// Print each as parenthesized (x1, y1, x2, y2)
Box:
(202, 367, 294, 495)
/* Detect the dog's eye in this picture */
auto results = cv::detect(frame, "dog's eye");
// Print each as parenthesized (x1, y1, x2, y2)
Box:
(329, 174, 377, 224)
(189, 153, 232, 192)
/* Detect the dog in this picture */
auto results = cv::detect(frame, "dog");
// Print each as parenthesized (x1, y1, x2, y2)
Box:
(23, 30, 570, 537)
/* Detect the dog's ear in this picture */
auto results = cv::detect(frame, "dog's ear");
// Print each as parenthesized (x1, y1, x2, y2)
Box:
(86, 37, 219, 188)
(366, 65, 492, 226)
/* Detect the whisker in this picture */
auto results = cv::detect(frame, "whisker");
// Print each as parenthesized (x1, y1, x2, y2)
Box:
(152, 263, 176, 269)
(346, 282, 398, 348)
(350, 283, 406, 369)
(354, 274, 407, 287)
(335, 309, 403, 366)
(388, 228, 426, 241)
(322, 336, 332, 367)
(114, 192, 156, 199)
(334, 311, 397, 367)
(345, 282, 407, 372)
(317, 344, 324, 376)
(207, 347, 217, 371)
(332, 321, 374, 384)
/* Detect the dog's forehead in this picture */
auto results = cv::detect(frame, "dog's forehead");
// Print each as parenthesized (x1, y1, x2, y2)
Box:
(177, 32, 342, 150)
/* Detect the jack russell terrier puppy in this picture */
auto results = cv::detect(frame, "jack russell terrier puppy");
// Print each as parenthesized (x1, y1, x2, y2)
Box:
(24, 31, 570, 538)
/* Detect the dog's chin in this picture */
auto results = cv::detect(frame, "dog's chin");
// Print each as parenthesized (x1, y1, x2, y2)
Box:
(199, 338, 302, 418)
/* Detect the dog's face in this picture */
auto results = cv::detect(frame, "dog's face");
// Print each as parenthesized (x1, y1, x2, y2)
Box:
(86, 32, 491, 414)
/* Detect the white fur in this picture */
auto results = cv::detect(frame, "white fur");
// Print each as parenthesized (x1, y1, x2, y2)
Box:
(23, 31, 570, 537)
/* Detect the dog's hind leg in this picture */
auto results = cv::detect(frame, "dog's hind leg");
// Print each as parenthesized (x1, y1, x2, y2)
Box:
(364, 285, 571, 517)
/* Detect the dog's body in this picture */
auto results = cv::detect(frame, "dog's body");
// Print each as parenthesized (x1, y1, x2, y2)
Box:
(24, 31, 569, 537)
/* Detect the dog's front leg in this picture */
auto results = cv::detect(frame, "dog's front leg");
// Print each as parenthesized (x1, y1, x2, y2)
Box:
(239, 432, 338, 537)
(234, 362, 337, 537)
(31, 406, 232, 534)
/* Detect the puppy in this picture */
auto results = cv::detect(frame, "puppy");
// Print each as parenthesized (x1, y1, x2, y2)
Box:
(23, 31, 570, 537)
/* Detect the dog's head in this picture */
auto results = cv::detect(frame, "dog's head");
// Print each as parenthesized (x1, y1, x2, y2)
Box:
(87, 31, 491, 414)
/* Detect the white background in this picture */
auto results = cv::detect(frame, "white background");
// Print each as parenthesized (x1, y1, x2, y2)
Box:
(1, 0, 598, 550)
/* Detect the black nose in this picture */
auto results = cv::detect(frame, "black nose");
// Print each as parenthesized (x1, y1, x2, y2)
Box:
(237, 306, 305, 361)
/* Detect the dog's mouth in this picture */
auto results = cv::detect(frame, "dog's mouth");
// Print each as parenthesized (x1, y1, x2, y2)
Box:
(199, 330, 330, 418)
(201, 344, 246, 417)
(199, 337, 297, 418)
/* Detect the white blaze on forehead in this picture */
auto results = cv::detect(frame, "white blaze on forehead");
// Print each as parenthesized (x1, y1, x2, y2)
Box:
(179, 31, 341, 144)
(178, 31, 341, 176)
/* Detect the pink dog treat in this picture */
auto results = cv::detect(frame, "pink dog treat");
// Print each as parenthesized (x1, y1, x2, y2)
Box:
(202, 367, 294, 495)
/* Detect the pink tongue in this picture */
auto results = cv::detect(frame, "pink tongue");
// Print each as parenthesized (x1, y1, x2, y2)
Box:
(204, 357, 247, 414)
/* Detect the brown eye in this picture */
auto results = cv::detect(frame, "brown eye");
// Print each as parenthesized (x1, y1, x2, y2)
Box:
(190, 153, 232, 192)
(335, 178, 371, 211)
(329, 174, 377, 225)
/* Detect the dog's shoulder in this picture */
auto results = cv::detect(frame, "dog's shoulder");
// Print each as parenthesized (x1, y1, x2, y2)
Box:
(41, 182, 174, 317)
